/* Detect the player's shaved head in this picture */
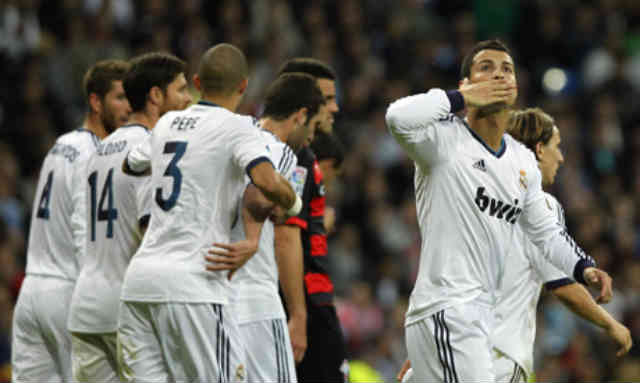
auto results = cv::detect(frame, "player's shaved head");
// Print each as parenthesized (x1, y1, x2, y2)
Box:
(198, 43, 248, 96)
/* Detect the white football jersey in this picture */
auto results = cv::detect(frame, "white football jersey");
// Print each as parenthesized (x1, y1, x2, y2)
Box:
(68, 124, 151, 333)
(121, 101, 272, 304)
(385, 89, 593, 326)
(492, 192, 571, 377)
(25, 127, 100, 280)
(230, 128, 297, 324)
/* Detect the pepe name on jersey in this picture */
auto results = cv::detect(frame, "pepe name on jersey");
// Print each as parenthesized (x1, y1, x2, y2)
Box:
(170, 116, 200, 131)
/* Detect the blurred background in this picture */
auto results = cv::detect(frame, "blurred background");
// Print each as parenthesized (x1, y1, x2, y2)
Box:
(1, 0, 639, 381)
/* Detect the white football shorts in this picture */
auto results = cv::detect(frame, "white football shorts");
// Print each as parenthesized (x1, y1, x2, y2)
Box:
(117, 301, 246, 382)
(405, 301, 495, 382)
(11, 275, 74, 382)
(239, 318, 297, 382)
(71, 332, 119, 382)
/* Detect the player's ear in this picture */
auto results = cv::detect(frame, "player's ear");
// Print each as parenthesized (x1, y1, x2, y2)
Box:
(237, 78, 249, 95)
(298, 107, 308, 127)
(89, 93, 102, 115)
(535, 141, 544, 158)
(193, 74, 201, 93)
(149, 86, 163, 106)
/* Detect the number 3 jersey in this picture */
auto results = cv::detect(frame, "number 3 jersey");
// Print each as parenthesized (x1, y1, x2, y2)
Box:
(385, 89, 593, 326)
(26, 127, 100, 281)
(68, 124, 151, 333)
(121, 101, 272, 304)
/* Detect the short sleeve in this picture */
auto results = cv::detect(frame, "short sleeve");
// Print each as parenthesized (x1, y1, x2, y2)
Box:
(127, 136, 152, 174)
(227, 116, 273, 176)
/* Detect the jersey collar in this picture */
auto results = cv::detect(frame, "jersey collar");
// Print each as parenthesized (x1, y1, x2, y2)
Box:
(197, 100, 220, 108)
(119, 123, 150, 132)
(463, 120, 507, 158)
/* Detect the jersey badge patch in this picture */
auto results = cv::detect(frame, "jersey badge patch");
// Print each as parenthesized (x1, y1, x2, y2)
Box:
(519, 170, 527, 190)
(290, 166, 307, 196)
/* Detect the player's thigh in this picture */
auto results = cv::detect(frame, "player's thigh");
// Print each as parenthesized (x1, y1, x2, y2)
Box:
(117, 302, 170, 383)
(240, 318, 296, 383)
(12, 277, 73, 382)
(11, 283, 62, 382)
(157, 303, 245, 382)
(71, 332, 119, 382)
(406, 305, 494, 382)
(491, 350, 525, 383)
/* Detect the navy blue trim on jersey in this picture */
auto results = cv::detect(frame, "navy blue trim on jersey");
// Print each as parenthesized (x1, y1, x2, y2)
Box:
(544, 277, 575, 290)
(76, 128, 100, 147)
(446, 90, 465, 113)
(463, 121, 506, 158)
(138, 214, 150, 230)
(573, 258, 597, 285)
(245, 156, 274, 180)
(197, 100, 221, 107)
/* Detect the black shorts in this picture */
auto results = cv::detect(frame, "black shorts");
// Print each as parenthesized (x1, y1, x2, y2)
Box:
(296, 304, 347, 382)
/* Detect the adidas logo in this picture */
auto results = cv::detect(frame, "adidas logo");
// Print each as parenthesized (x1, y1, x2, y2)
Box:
(473, 159, 487, 172)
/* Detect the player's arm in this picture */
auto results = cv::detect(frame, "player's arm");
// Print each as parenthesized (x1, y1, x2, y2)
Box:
(205, 184, 271, 279)
(550, 283, 632, 356)
(230, 117, 301, 215)
(248, 162, 300, 215)
(274, 223, 307, 362)
(520, 168, 611, 302)
(122, 136, 151, 176)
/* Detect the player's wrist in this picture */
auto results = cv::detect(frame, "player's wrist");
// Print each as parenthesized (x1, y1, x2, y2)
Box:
(286, 194, 302, 217)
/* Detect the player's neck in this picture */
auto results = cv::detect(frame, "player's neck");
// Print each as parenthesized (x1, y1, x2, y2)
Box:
(85, 113, 108, 139)
(127, 109, 159, 131)
(200, 94, 238, 112)
(467, 108, 510, 152)
(259, 117, 287, 142)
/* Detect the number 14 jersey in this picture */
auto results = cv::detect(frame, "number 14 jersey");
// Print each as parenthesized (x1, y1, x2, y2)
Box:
(68, 124, 151, 333)
(121, 101, 272, 304)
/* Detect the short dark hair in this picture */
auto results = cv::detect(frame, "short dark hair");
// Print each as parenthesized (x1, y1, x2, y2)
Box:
(508, 107, 556, 157)
(262, 73, 325, 121)
(83, 59, 130, 101)
(198, 43, 248, 96)
(124, 52, 186, 112)
(278, 58, 336, 80)
(310, 131, 344, 169)
(460, 39, 512, 80)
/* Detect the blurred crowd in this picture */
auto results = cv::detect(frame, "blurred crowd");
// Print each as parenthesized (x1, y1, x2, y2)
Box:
(1, 0, 639, 381)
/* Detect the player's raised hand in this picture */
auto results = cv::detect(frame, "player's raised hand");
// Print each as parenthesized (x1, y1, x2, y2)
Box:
(583, 267, 613, 303)
(204, 240, 259, 280)
(459, 78, 516, 108)
(606, 321, 633, 357)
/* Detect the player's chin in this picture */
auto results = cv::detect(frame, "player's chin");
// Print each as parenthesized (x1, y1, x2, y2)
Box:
(477, 102, 510, 118)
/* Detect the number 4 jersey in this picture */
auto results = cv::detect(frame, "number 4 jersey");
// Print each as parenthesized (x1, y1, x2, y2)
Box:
(25, 127, 100, 281)
(121, 101, 272, 305)
(68, 124, 151, 333)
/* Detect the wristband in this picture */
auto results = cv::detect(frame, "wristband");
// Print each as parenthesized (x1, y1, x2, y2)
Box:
(286, 194, 302, 216)
(446, 90, 465, 113)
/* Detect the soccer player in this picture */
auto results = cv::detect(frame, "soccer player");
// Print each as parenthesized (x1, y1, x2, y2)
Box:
(67, 52, 191, 382)
(385, 39, 612, 381)
(310, 131, 345, 234)
(491, 108, 632, 381)
(221, 72, 325, 382)
(396, 108, 633, 383)
(11, 59, 131, 382)
(278, 58, 348, 382)
(117, 43, 301, 382)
